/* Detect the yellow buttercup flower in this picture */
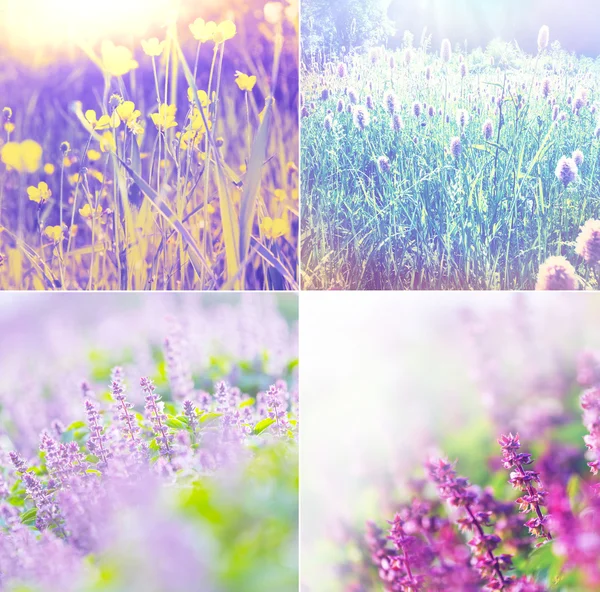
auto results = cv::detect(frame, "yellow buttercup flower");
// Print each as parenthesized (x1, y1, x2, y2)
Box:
(87, 150, 102, 162)
(44, 163, 55, 175)
(187, 88, 210, 107)
(190, 108, 212, 134)
(27, 181, 52, 203)
(261, 216, 289, 239)
(235, 71, 257, 92)
(189, 18, 217, 42)
(141, 37, 165, 57)
(273, 189, 286, 202)
(4, 122, 15, 134)
(44, 225, 64, 242)
(100, 40, 139, 77)
(1, 140, 43, 173)
(115, 101, 142, 133)
(85, 109, 111, 131)
(151, 104, 178, 131)
(99, 131, 116, 153)
(213, 21, 236, 44)
(79, 203, 103, 218)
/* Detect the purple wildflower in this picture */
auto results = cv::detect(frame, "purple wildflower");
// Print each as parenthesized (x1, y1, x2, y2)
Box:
(391, 113, 403, 132)
(337, 62, 346, 78)
(441, 38, 452, 63)
(498, 433, 552, 544)
(482, 119, 494, 140)
(378, 155, 390, 173)
(427, 458, 511, 588)
(450, 136, 462, 159)
(555, 156, 577, 186)
(573, 149, 584, 167)
(413, 102, 422, 117)
(141, 377, 173, 460)
(581, 387, 600, 475)
(383, 91, 398, 115)
(85, 400, 111, 469)
(535, 256, 577, 290)
(575, 219, 600, 265)
(353, 106, 370, 131)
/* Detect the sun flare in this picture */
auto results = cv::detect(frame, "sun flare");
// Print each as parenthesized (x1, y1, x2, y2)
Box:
(0, 0, 177, 49)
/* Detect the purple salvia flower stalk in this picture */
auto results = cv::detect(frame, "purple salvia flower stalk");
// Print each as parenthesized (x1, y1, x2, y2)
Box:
(110, 367, 142, 451)
(580, 387, 600, 476)
(183, 399, 198, 441)
(85, 400, 110, 469)
(265, 384, 290, 437)
(11, 452, 66, 536)
(141, 377, 173, 460)
(426, 458, 511, 589)
(384, 514, 426, 590)
(498, 433, 552, 544)
(164, 319, 194, 400)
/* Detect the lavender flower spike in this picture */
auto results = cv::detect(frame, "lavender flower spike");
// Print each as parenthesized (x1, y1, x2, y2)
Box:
(498, 433, 552, 544)
(141, 377, 173, 460)
(85, 400, 111, 469)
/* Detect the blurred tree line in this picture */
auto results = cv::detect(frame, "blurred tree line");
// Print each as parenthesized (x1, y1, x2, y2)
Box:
(301, 0, 394, 61)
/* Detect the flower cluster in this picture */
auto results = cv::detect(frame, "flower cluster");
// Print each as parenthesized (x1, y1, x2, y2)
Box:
(498, 433, 552, 544)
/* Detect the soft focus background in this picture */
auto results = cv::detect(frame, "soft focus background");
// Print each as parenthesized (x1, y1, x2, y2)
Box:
(300, 292, 600, 590)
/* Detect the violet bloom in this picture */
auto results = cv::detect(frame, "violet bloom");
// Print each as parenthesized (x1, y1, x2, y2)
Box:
(378, 155, 391, 173)
(85, 400, 111, 469)
(535, 256, 578, 291)
(573, 149, 584, 167)
(111, 367, 142, 448)
(383, 91, 398, 115)
(498, 433, 552, 544)
(555, 156, 577, 186)
(482, 119, 494, 141)
(391, 113, 403, 132)
(141, 377, 173, 461)
(580, 387, 600, 475)
(352, 106, 370, 131)
(427, 458, 511, 589)
(265, 384, 291, 437)
(575, 219, 600, 265)
(450, 136, 462, 159)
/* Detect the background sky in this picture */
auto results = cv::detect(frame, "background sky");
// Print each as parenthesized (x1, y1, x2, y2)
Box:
(387, 0, 600, 55)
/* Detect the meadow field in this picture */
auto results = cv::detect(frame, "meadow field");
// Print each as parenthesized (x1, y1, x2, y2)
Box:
(0, 0, 298, 290)
(301, 26, 600, 290)
(301, 292, 600, 590)
(0, 293, 299, 591)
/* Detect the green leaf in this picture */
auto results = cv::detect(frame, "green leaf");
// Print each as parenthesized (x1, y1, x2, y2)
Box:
(20, 507, 37, 526)
(86, 469, 102, 476)
(165, 416, 187, 430)
(199, 412, 222, 424)
(175, 39, 240, 286)
(239, 398, 255, 409)
(253, 417, 275, 435)
(115, 155, 216, 284)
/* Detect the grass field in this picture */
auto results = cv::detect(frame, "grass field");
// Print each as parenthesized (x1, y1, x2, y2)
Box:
(301, 26, 600, 289)
(0, 1, 298, 290)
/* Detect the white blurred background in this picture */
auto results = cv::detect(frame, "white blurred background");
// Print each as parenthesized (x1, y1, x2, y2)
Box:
(300, 291, 600, 591)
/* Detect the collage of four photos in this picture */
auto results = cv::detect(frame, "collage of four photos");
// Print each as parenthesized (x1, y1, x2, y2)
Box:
(1, 0, 600, 590)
